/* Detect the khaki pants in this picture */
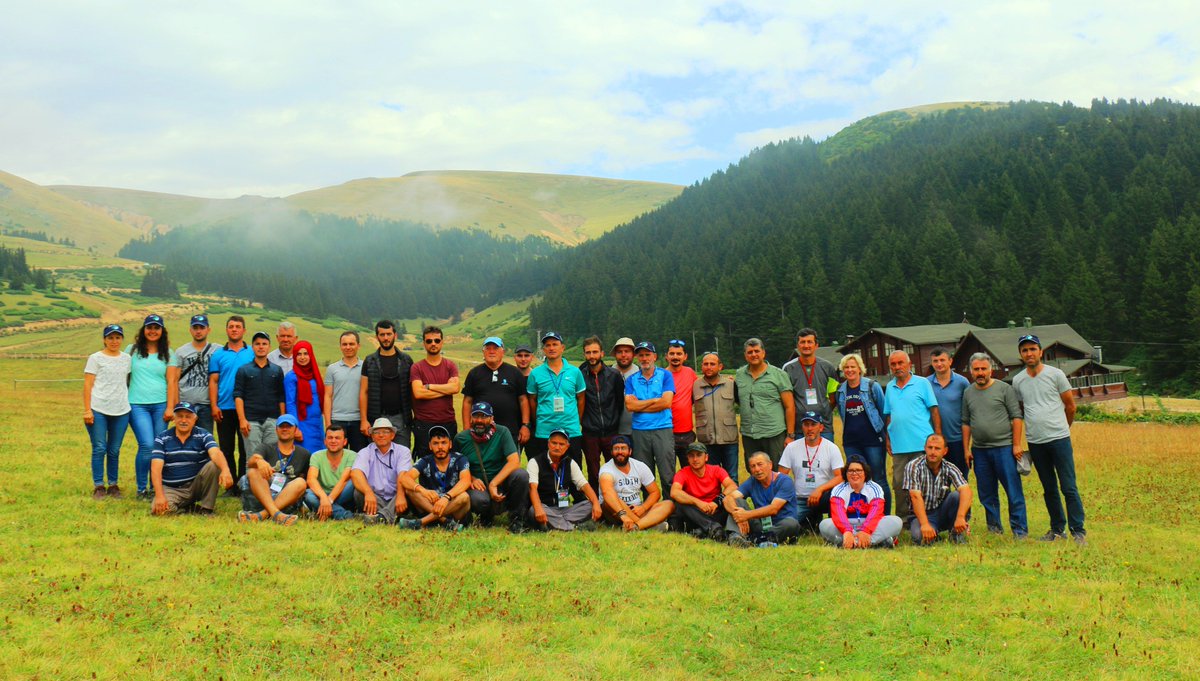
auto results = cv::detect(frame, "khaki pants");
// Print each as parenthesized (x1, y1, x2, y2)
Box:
(154, 461, 222, 513)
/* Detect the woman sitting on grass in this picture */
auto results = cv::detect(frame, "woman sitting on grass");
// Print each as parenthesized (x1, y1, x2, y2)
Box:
(83, 324, 132, 499)
(819, 456, 903, 548)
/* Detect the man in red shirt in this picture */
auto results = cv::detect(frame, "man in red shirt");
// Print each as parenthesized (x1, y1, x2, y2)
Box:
(669, 442, 739, 542)
(409, 325, 460, 459)
(666, 340, 698, 468)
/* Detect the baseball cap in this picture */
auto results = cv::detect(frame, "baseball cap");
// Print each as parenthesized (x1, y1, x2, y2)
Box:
(143, 314, 164, 327)
(1017, 334, 1041, 348)
(611, 434, 632, 448)
(371, 417, 395, 432)
(686, 442, 708, 454)
(514, 344, 533, 354)
(252, 331, 271, 342)
(483, 336, 504, 348)
(800, 411, 822, 424)
(190, 314, 209, 327)
(102, 324, 124, 338)
(611, 337, 635, 352)
(635, 341, 656, 353)
(548, 428, 571, 440)
(540, 331, 563, 344)
(428, 425, 452, 440)
(471, 401, 494, 417)
(276, 414, 299, 428)
(173, 401, 197, 414)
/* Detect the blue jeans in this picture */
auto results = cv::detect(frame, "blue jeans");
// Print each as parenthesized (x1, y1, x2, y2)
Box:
(86, 411, 130, 486)
(129, 402, 166, 492)
(972, 445, 1028, 536)
(303, 486, 358, 520)
(706, 443, 741, 483)
(944, 439, 970, 479)
(1029, 437, 1085, 535)
(909, 491, 970, 542)
(843, 443, 890, 515)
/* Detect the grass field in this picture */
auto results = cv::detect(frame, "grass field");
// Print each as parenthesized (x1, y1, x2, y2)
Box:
(2, 353, 1197, 680)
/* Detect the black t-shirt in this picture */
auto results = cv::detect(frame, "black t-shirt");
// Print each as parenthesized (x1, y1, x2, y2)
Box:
(379, 352, 402, 414)
(253, 444, 312, 483)
(462, 363, 528, 435)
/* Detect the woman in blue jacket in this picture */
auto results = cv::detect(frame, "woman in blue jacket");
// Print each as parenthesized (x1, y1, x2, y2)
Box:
(835, 353, 891, 514)
(284, 340, 326, 446)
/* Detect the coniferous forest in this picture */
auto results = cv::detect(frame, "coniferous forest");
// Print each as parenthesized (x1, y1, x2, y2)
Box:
(527, 99, 1200, 391)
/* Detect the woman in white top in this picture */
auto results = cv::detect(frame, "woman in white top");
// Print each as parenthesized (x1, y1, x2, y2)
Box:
(83, 324, 132, 499)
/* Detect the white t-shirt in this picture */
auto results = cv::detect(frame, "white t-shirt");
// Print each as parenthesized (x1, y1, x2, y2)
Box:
(779, 438, 844, 497)
(598, 458, 656, 507)
(85, 351, 132, 416)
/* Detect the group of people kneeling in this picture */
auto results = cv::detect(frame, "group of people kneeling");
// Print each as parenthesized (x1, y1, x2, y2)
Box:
(148, 393, 971, 549)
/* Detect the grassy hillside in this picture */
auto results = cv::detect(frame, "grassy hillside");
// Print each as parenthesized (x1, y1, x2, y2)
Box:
(50, 186, 297, 236)
(0, 171, 137, 253)
(820, 100, 1008, 160)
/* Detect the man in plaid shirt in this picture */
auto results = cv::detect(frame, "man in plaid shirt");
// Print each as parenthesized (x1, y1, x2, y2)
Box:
(902, 434, 972, 545)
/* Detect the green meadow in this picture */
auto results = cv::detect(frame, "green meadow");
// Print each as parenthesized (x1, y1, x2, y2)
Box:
(1, 350, 1197, 679)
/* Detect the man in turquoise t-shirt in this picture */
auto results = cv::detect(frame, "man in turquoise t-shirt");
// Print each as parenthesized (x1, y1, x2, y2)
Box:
(525, 331, 586, 467)
(883, 350, 942, 520)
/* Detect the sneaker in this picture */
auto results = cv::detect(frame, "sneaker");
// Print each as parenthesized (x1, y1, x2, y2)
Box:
(508, 520, 528, 535)
(136, 490, 152, 501)
(193, 506, 214, 516)
(106, 485, 122, 499)
(951, 531, 969, 544)
(1038, 530, 1067, 542)
(987, 525, 1004, 535)
(397, 518, 422, 530)
(92, 486, 107, 500)
(361, 513, 388, 526)
(727, 534, 753, 549)
(1071, 532, 1088, 546)
(706, 526, 726, 542)
(576, 520, 598, 532)
(442, 518, 465, 533)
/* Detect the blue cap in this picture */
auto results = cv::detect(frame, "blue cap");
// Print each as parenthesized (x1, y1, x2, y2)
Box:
(548, 428, 570, 440)
(540, 331, 563, 344)
(102, 324, 124, 338)
(471, 401, 494, 417)
(611, 434, 632, 448)
(635, 341, 656, 353)
(143, 314, 164, 327)
(428, 425, 452, 440)
(483, 336, 504, 348)
(276, 414, 299, 428)
(173, 401, 197, 414)
(190, 314, 209, 327)
(1017, 334, 1040, 348)
(800, 411, 822, 424)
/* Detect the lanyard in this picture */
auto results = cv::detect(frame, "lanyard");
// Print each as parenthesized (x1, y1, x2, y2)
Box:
(800, 360, 816, 388)
(277, 449, 295, 477)
(375, 446, 394, 471)
(552, 460, 567, 494)
(804, 441, 820, 469)
(547, 365, 566, 396)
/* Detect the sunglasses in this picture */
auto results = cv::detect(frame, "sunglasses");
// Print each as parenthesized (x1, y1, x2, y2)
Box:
(669, 339, 686, 347)
(424, 338, 442, 344)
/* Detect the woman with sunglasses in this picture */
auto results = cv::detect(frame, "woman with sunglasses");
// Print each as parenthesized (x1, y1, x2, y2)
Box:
(83, 324, 132, 499)
(126, 314, 178, 499)
(819, 455, 903, 548)
(284, 340, 326, 446)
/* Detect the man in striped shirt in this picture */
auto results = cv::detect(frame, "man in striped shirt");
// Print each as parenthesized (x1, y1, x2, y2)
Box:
(149, 402, 234, 515)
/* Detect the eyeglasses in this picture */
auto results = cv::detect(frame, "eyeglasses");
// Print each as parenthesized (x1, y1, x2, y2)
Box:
(847, 468, 866, 475)
(424, 339, 442, 344)
(669, 339, 686, 347)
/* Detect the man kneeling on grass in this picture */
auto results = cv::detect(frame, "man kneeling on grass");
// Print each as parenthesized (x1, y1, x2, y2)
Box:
(723, 451, 802, 547)
(150, 402, 235, 515)
(669, 442, 740, 544)
(349, 417, 412, 525)
(904, 434, 972, 545)
(528, 429, 602, 531)
(597, 435, 674, 531)
(399, 426, 472, 531)
(237, 414, 311, 525)
(303, 425, 358, 521)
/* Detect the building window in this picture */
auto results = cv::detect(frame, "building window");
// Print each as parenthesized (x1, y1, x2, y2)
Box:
(903, 343, 914, 355)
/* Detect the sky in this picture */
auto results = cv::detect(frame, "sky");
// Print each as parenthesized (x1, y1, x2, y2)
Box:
(2, 2, 1197, 198)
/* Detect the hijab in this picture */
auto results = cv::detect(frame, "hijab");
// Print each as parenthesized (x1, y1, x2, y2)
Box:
(291, 340, 325, 420)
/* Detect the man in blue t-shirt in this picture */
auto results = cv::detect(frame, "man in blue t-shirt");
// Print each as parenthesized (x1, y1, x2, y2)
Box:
(149, 402, 235, 515)
(624, 341, 676, 495)
(400, 426, 472, 531)
(883, 350, 942, 520)
(724, 451, 801, 546)
(930, 347, 971, 477)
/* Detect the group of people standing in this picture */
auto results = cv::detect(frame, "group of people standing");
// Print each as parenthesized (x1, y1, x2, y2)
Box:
(83, 317, 1087, 546)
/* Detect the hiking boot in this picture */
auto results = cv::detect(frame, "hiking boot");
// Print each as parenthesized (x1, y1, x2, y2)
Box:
(106, 485, 122, 499)
(92, 486, 107, 500)
(1072, 532, 1088, 546)
(706, 526, 726, 542)
(727, 534, 753, 549)
(987, 525, 1004, 535)
(397, 518, 422, 530)
(576, 520, 598, 532)
(1038, 530, 1067, 542)
(361, 513, 388, 526)
(442, 518, 465, 533)
(508, 520, 529, 535)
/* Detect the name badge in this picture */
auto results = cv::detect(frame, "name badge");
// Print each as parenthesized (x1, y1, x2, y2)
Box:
(552, 395, 566, 413)
(556, 487, 570, 508)
(805, 388, 819, 405)
(270, 472, 287, 494)
(805, 472, 816, 483)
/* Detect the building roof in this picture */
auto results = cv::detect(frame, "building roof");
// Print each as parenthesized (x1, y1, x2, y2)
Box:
(965, 324, 1094, 366)
(839, 323, 983, 351)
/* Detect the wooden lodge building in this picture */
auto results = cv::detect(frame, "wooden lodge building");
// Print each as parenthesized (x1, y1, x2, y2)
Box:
(835, 322, 1132, 404)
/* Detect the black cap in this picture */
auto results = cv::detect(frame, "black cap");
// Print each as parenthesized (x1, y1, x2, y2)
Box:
(252, 331, 271, 342)
(1017, 334, 1041, 348)
(428, 425, 452, 440)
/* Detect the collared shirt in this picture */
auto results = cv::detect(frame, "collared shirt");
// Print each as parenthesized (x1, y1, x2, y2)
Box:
(151, 426, 218, 487)
(233, 360, 285, 422)
(326, 357, 363, 421)
(624, 367, 675, 431)
(734, 363, 793, 439)
(902, 457, 968, 513)
(781, 356, 839, 426)
(883, 374, 938, 453)
(267, 349, 293, 374)
(209, 343, 254, 409)
(352, 442, 413, 498)
(527, 361, 587, 438)
(930, 371, 971, 442)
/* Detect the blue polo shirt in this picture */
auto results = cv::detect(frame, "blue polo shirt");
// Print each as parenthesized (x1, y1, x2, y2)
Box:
(883, 374, 938, 454)
(209, 344, 254, 410)
(151, 427, 218, 487)
(738, 471, 798, 521)
(526, 362, 587, 438)
(930, 371, 970, 442)
(624, 367, 675, 431)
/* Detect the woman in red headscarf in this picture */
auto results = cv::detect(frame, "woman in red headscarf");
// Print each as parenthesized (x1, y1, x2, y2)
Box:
(284, 340, 327, 446)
